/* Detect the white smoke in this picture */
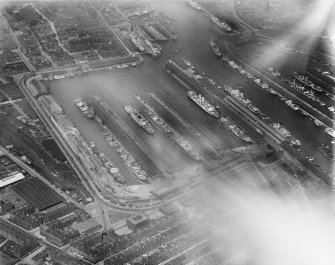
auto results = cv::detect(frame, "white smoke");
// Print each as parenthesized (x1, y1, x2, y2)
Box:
(203, 178, 335, 265)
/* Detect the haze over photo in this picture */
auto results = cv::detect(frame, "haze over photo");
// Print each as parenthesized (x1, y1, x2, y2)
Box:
(0, 0, 334, 264)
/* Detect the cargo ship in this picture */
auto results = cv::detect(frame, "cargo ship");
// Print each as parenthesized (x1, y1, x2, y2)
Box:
(288, 80, 326, 107)
(210, 15, 232, 32)
(130, 33, 145, 53)
(187, 90, 219, 118)
(96, 151, 125, 184)
(326, 93, 335, 102)
(74, 97, 95, 119)
(271, 123, 291, 138)
(125, 105, 154, 134)
(209, 38, 222, 57)
(297, 108, 309, 116)
(172, 133, 201, 160)
(227, 60, 240, 70)
(145, 108, 172, 133)
(133, 93, 172, 133)
(292, 72, 323, 92)
(104, 132, 147, 181)
(220, 114, 252, 143)
(186, 0, 202, 10)
(285, 100, 299, 111)
(314, 119, 324, 127)
(324, 127, 335, 138)
(252, 78, 271, 94)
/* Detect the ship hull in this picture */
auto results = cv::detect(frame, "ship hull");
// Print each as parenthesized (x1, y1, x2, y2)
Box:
(74, 97, 95, 119)
(187, 91, 219, 118)
(293, 73, 323, 92)
(125, 106, 154, 134)
(210, 15, 232, 32)
(251, 80, 271, 94)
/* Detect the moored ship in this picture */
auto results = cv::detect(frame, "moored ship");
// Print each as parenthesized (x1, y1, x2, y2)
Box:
(297, 108, 309, 116)
(319, 144, 335, 161)
(324, 127, 335, 138)
(209, 38, 222, 57)
(103, 131, 147, 181)
(271, 123, 291, 138)
(252, 78, 271, 94)
(285, 100, 299, 111)
(210, 15, 232, 32)
(292, 72, 323, 92)
(181, 58, 195, 69)
(314, 119, 324, 127)
(74, 97, 95, 119)
(220, 114, 252, 143)
(145, 108, 172, 133)
(187, 90, 219, 118)
(326, 93, 335, 102)
(290, 138, 301, 147)
(186, 0, 202, 10)
(130, 33, 145, 53)
(133, 93, 172, 133)
(125, 105, 154, 134)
